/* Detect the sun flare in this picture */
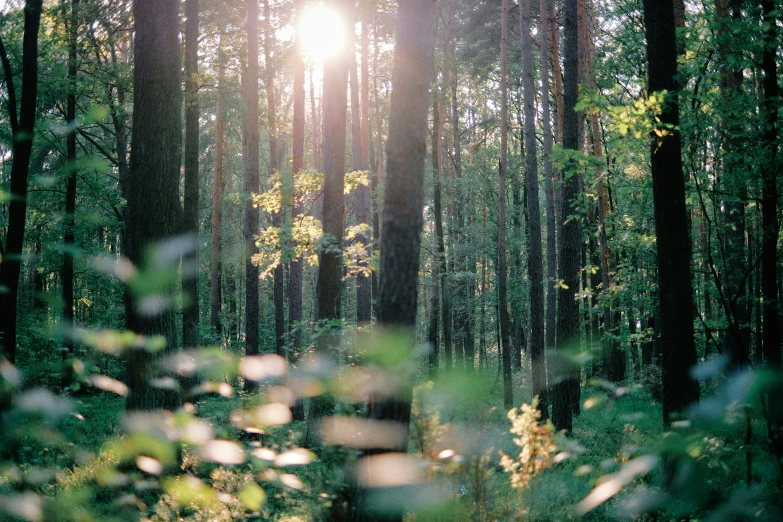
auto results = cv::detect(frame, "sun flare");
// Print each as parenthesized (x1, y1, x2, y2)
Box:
(298, 4, 345, 62)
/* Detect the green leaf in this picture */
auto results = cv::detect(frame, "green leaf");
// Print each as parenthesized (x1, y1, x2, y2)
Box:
(238, 482, 266, 511)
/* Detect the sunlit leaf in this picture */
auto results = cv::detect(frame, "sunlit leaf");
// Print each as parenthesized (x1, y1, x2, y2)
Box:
(238, 482, 266, 511)
(240, 354, 287, 381)
(200, 440, 245, 465)
(576, 455, 659, 515)
(275, 448, 316, 467)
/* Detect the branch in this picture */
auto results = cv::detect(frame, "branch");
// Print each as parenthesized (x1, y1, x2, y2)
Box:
(0, 35, 19, 134)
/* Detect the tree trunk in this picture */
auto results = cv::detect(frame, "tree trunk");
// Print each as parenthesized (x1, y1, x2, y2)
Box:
(288, 3, 306, 421)
(521, 0, 547, 418)
(432, 73, 453, 371)
(243, 0, 261, 384)
(428, 250, 440, 379)
(716, 0, 749, 367)
(498, 0, 513, 410)
(352, 2, 437, 518)
(306, 0, 351, 446)
(761, 0, 782, 459)
(124, 0, 182, 410)
(210, 41, 225, 334)
(0, 0, 43, 364)
(263, 0, 285, 358)
(354, 14, 372, 327)
(183, 0, 200, 357)
(643, 0, 700, 427)
(541, 0, 558, 408)
(62, 0, 80, 388)
(552, 0, 582, 432)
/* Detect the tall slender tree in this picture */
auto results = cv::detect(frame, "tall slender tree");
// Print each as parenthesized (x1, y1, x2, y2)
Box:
(553, 0, 583, 432)
(124, 0, 183, 410)
(521, 0, 547, 418)
(306, 0, 351, 445)
(62, 0, 80, 387)
(243, 0, 261, 382)
(264, 0, 285, 357)
(0, 0, 43, 364)
(183, 0, 200, 357)
(761, 0, 782, 457)
(498, 0, 513, 410)
(642, 0, 700, 426)
(210, 40, 226, 333)
(352, 1, 437, 519)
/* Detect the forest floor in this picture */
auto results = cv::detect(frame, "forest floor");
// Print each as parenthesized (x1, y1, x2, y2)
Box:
(34, 361, 778, 521)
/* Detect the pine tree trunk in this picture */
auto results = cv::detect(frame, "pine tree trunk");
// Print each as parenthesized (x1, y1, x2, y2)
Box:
(352, 2, 437, 518)
(553, 0, 583, 432)
(124, 0, 182, 410)
(520, 0, 547, 417)
(62, 0, 80, 388)
(263, 0, 285, 358)
(243, 0, 261, 383)
(498, 0, 513, 410)
(183, 0, 200, 357)
(643, 0, 700, 427)
(0, 0, 43, 364)
(288, 4, 306, 421)
(432, 76, 453, 372)
(761, 0, 783, 460)
(210, 42, 225, 334)
(354, 14, 372, 327)
(716, 0, 749, 367)
(428, 251, 440, 379)
(306, 0, 351, 446)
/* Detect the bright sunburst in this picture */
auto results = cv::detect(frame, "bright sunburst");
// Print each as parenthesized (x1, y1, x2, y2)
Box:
(298, 4, 345, 62)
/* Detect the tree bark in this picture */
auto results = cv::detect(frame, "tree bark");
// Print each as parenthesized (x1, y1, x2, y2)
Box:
(183, 0, 200, 356)
(306, 0, 351, 445)
(521, 0, 548, 418)
(62, 0, 80, 388)
(124, 0, 183, 410)
(353, 12, 372, 327)
(0, 0, 43, 364)
(643, 0, 700, 427)
(262, 0, 285, 358)
(243, 0, 261, 384)
(210, 41, 225, 334)
(498, 0, 513, 410)
(552, 0, 583, 432)
(432, 71, 453, 371)
(761, 0, 782, 458)
(716, 0, 750, 367)
(288, 11, 306, 421)
(352, 1, 437, 519)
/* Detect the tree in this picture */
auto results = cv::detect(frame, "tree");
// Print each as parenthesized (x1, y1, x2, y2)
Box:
(124, 0, 183, 410)
(243, 0, 261, 383)
(352, 1, 437, 519)
(306, 0, 351, 444)
(760, 0, 782, 458)
(182, 0, 200, 357)
(0, 0, 43, 365)
(288, 0, 306, 423)
(210, 39, 225, 334)
(552, 0, 583, 432)
(521, 0, 547, 418)
(541, 0, 558, 394)
(354, 4, 372, 327)
(498, 0, 513, 410)
(264, 0, 285, 358)
(642, 0, 699, 427)
(62, 0, 80, 387)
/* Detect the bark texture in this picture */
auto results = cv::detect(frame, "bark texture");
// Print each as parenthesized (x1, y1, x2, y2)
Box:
(643, 0, 700, 426)
(124, 0, 182, 410)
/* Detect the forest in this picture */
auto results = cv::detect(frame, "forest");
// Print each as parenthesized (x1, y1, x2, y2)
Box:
(0, 0, 782, 520)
